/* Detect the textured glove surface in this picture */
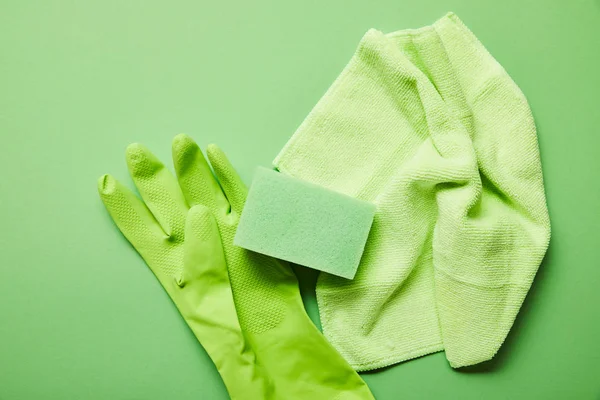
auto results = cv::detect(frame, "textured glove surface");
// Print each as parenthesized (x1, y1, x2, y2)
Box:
(99, 135, 374, 399)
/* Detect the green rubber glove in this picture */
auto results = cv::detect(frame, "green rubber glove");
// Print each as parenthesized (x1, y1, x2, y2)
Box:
(98, 135, 374, 400)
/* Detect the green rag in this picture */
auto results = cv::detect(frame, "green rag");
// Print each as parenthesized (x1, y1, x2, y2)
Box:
(274, 12, 550, 370)
(98, 135, 374, 399)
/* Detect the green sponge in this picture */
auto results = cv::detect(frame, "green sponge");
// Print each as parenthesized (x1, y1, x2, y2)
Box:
(234, 167, 375, 279)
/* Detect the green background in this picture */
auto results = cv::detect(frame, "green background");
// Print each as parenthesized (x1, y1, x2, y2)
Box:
(1, 1, 599, 399)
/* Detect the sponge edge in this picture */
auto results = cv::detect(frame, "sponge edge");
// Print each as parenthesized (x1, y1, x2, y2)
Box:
(234, 167, 375, 279)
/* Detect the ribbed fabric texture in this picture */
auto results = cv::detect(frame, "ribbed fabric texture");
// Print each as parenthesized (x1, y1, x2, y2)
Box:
(274, 12, 550, 370)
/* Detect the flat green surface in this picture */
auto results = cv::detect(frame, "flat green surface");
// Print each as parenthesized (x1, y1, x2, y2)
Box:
(1, 1, 599, 399)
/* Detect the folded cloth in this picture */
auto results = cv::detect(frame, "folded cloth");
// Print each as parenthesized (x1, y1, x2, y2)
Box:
(274, 12, 550, 370)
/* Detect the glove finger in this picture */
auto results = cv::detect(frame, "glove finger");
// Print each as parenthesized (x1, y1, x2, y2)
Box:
(172, 134, 229, 212)
(126, 143, 188, 242)
(182, 204, 230, 286)
(206, 144, 248, 213)
(182, 205, 255, 381)
(98, 174, 165, 257)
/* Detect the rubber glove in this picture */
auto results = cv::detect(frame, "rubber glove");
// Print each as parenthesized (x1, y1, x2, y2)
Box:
(98, 135, 374, 400)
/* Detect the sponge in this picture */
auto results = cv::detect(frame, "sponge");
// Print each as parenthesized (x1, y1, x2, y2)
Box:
(234, 167, 375, 279)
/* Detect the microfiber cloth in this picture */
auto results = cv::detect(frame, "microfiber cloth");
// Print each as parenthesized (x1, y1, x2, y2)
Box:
(274, 12, 550, 370)
(234, 167, 375, 279)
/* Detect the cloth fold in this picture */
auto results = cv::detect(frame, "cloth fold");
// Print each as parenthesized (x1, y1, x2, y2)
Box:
(274, 12, 550, 370)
